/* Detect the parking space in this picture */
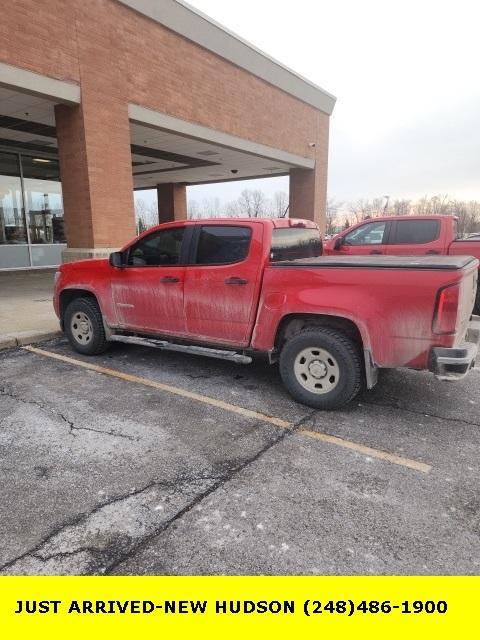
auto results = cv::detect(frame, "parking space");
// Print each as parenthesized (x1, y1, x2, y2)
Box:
(1, 337, 479, 575)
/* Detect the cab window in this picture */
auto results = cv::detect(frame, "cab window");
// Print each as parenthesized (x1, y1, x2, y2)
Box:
(127, 227, 185, 266)
(271, 228, 322, 261)
(195, 226, 251, 265)
(390, 220, 439, 244)
(344, 221, 387, 246)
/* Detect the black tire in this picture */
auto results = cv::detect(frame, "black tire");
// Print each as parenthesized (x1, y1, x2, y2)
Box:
(279, 327, 363, 410)
(64, 297, 109, 355)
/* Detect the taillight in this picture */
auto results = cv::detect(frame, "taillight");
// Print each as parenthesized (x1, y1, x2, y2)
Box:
(433, 284, 460, 334)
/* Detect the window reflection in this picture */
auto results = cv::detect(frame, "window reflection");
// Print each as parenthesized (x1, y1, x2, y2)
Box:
(22, 157, 65, 245)
(25, 181, 65, 244)
(0, 152, 65, 268)
(0, 152, 27, 245)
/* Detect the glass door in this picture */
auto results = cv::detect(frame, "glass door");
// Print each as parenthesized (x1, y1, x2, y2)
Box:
(21, 156, 65, 267)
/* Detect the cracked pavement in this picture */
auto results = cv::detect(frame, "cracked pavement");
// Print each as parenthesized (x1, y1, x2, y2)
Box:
(1, 338, 479, 575)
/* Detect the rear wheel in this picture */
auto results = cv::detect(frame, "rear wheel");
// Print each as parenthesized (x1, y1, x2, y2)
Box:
(64, 297, 109, 355)
(279, 327, 363, 410)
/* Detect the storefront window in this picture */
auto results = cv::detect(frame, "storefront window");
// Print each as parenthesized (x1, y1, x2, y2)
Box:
(0, 152, 29, 268)
(0, 152, 65, 269)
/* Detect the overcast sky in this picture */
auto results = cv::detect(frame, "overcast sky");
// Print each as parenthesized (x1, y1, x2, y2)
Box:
(140, 0, 480, 208)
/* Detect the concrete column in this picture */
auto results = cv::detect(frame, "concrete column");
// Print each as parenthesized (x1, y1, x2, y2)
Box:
(55, 97, 136, 262)
(157, 184, 187, 224)
(289, 112, 329, 233)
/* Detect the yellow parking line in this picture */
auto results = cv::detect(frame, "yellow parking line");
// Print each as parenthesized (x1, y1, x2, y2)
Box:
(298, 429, 432, 474)
(23, 345, 432, 474)
(23, 345, 290, 429)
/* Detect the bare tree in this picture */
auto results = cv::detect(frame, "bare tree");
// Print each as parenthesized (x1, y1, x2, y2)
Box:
(135, 197, 148, 219)
(451, 200, 480, 236)
(414, 194, 450, 215)
(134, 197, 158, 234)
(237, 189, 267, 218)
(187, 199, 200, 219)
(326, 197, 342, 235)
(451, 200, 468, 236)
(392, 199, 411, 215)
(349, 198, 383, 223)
(183, 191, 480, 238)
(203, 197, 222, 218)
(272, 191, 289, 218)
(225, 198, 242, 217)
(348, 199, 366, 224)
(467, 201, 480, 233)
(187, 197, 223, 218)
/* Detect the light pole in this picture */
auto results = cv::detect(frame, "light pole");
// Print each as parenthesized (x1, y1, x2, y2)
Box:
(383, 195, 390, 215)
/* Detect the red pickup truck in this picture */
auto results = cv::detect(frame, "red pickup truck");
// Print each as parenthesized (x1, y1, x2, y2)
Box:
(54, 218, 480, 410)
(324, 215, 480, 312)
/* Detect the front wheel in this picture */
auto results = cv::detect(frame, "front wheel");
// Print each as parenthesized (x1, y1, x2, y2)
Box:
(279, 327, 363, 410)
(64, 297, 109, 355)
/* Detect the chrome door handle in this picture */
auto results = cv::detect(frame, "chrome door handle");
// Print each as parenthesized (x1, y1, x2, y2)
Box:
(160, 276, 180, 283)
(426, 250, 440, 255)
(225, 277, 248, 285)
(370, 250, 383, 254)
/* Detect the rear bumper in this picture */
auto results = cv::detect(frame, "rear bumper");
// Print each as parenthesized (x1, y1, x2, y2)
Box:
(429, 315, 480, 381)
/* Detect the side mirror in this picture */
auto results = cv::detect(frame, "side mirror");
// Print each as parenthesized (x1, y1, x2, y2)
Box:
(109, 251, 125, 268)
(334, 236, 344, 251)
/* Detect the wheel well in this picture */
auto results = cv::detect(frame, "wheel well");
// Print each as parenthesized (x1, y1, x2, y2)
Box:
(275, 314, 364, 351)
(59, 289, 98, 327)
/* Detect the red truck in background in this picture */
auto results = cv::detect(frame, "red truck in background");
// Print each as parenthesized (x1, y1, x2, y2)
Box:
(54, 218, 480, 410)
(324, 214, 480, 312)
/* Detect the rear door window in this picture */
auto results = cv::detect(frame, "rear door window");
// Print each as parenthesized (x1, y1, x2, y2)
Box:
(195, 225, 252, 265)
(390, 220, 440, 244)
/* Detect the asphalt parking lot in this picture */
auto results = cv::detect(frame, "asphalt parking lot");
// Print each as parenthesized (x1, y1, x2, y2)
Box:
(1, 337, 479, 576)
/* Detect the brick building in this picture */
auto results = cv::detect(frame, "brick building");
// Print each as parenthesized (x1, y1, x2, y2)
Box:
(0, 0, 335, 270)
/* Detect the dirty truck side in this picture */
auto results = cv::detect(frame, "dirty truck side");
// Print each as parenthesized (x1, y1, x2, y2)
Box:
(54, 218, 480, 410)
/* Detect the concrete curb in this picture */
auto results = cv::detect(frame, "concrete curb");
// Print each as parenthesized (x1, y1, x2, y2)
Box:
(0, 329, 62, 351)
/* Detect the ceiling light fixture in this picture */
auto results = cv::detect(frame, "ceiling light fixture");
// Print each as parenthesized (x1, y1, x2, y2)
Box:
(32, 158, 52, 163)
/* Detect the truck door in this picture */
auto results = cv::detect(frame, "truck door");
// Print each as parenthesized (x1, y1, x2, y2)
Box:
(386, 219, 442, 255)
(334, 220, 390, 255)
(111, 225, 189, 334)
(183, 223, 263, 346)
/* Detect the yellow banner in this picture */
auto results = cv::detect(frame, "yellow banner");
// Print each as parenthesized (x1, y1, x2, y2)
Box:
(0, 576, 478, 639)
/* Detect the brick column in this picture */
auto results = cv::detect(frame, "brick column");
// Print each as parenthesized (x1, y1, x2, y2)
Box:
(289, 112, 329, 234)
(55, 98, 136, 262)
(157, 184, 187, 224)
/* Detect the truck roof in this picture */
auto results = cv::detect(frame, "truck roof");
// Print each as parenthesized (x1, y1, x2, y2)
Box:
(142, 217, 318, 231)
(349, 214, 456, 224)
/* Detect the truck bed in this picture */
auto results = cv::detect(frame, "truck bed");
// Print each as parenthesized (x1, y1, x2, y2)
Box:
(272, 255, 477, 270)
(256, 253, 478, 369)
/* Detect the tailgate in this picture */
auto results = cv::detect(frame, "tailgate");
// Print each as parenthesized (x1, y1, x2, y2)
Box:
(456, 265, 478, 343)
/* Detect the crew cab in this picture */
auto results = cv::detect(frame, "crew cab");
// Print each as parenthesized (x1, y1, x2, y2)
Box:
(324, 214, 480, 312)
(54, 218, 480, 410)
